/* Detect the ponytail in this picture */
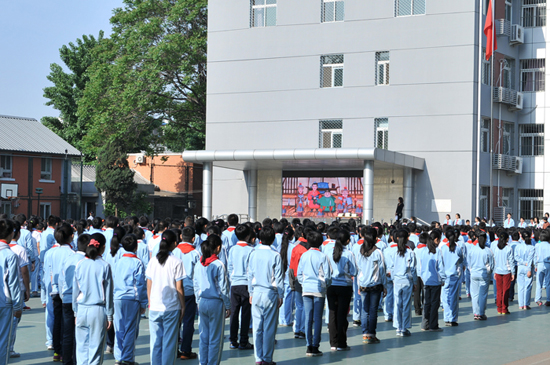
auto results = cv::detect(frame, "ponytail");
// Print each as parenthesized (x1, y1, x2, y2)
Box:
(333, 230, 349, 263)
(201, 234, 222, 265)
(498, 232, 508, 250)
(360, 227, 377, 257)
(477, 233, 487, 249)
(446, 229, 458, 253)
(280, 226, 294, 275)
(428, 229, 441, 254)
(75, 219, 87, 237)
(521, 230, 532, 245)
(396, 229, 408, 257)
(54, 223, 74, 245)
(110, 227, 126, 257)
(157, 229, 177, 266)
(86, 233, 106, 260)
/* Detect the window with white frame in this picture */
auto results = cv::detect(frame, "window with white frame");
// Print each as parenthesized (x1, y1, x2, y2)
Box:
(1, 202, 11, 217)
(41, 158, 52, 180)
(501, 59, 515, 89)
(522, 0, 546, 27)
(519, 189, 543, 219)
(482, 50, 491, 85)
(395, 0, 425, 16)
(520, 124, 544, 156)
(319, 120, 343, 148)
(480, 186, 489, 219)
(0, 155, 12, 178)
(503, 188, 514, 209)
(521, 59, 545, 92)
(40, 203, 51, 219)
(322, 0, 344, 22)
(375, 52, 390, 86)
(481, 118, 490, 153)
(251, 0, 277, 27)
(375, 118, 389, 150)
(506, 0, 513, 22)
(503, 122, 514, 155)
(321, 55, 344, 88)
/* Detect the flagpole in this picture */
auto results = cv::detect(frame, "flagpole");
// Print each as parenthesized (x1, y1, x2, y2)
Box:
(489, 0, 495, 224)
(476, 0, 483, 219)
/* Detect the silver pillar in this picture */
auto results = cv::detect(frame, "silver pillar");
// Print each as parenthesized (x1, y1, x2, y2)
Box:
(247, 169, 258, 222)
(202, 162, 213, 220)
(363, 160, 374, 225)
(403, 167, 413, 220)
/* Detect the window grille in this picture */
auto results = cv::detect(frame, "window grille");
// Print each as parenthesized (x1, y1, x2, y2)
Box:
(0, 155, 12, 178)
(40, 203, 51, 219)
(482, 50, 491, 85)
(375, 52, 390, 85)
(251, 0, 277, 27)
(505, 0, 513, 22)
(501, 59, 515, 89)
(375, 118, 389, 149)
(322, 0, 344, 22)
(502, 188, 514, 208)
(520, 124, 544, 156)
(395, 0, 425, 16)
(0, 202, 11, 218)
(480, 186, 489, 219)
(319, 120, 343, 148)
(320, 55, 344, 88)
(503, 122, 514, 155)
(521, 59, 545, 92)
(41, 158, 52, 180)
(481, 118, 490, 153)
(522, 0, 546, 27)
(519, 189, 544, 219)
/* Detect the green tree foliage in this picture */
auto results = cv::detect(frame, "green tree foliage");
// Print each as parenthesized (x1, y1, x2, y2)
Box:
(79, 0, 207, 155)
(42, 32, 104, 161)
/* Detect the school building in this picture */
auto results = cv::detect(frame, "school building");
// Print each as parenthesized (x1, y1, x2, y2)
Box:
(182, 0, 550, 225)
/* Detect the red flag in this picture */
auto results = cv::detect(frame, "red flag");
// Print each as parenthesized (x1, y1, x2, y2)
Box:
(484, 0, 497, 61)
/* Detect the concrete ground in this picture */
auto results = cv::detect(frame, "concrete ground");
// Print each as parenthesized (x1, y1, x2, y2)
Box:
(8, 285, 550, 365)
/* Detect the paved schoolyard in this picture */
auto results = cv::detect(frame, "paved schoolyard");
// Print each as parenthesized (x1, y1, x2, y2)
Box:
(9, 285, 550, 365)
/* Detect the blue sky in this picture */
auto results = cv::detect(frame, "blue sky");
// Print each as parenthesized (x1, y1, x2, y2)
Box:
(0, 0, 124, 121)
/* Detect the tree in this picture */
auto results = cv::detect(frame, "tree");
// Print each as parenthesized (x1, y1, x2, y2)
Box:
(78, 0, 207, 155)
(42, 32, 104, 161)
(95, 141, 137, 216)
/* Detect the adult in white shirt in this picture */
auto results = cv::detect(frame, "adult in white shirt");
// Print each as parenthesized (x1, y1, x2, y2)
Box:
(503, 213, 515, 228)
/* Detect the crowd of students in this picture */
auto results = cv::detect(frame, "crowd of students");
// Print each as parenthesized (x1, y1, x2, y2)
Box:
(1, 212, 549, 365)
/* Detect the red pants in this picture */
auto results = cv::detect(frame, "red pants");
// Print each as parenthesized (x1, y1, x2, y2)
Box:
(495, 273, 512, 313)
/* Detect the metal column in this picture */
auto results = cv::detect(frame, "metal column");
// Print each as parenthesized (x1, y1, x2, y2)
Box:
(363, 160, 374, 225)
(247, 169, 258, 222)
(202, 162, 213, 220)
(403, 167, 413, 220)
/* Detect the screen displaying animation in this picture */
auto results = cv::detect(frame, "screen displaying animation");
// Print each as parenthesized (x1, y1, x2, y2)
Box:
(282, 177, 364, 218)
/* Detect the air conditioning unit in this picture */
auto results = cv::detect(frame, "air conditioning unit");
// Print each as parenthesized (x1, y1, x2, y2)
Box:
(514, 156, 523, 174)
(510, 24, 524, 45)
(515, 92, 523, 110)
(135, 154, 145, 164)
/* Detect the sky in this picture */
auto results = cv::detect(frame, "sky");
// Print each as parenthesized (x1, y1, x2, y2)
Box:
(0, 0, 125, 121)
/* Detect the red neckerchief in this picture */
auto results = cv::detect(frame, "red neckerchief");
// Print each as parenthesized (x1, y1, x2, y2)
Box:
(357, 239, 364, 245)
(415, 233, 420, 236)
(309, 248, 320, 251)
(298, 237, 307, 243)
(200, 255, 219, 267)
(417, 243, 426, 248)
(390, 243, 397, 248)
(461, 233, 468, 236)
(153, 234, 160, 239)
(9, 243, 17, 248)
(236, 241, 248, 247)
(177, 243, 195, 254)
(0, 239, 8, 244)
(123, 253, 138, 259)
(227, 227, 236, 233)
(323, 239, 334, 246)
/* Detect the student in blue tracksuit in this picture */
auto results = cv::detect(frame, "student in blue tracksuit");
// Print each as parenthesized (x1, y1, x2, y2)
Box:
(382, 231, 397, 323)
(516, 230, 535, 309)
(468, 233, 494, 320)
(417, 230, 446, 331)
(172, 227, 200, 360)
(493, 231, 516, 314)
(278, 226, 295, 331)
(59, 233, 90, 365)
(289, 226, 308, 339)
(387, 229, 417, 336)
(194, 235, 231, 365)
(222, 214, 239, 253)
(248, 226, 284, 365)
(132, 227, 150, 269)
(440, 229, 465, 326)
(113, 234, 148, 365)
(297, 230, 332, 357)
(15, 214, 35, 275)
(40, 216, 58, 349)
(534, 230, 550, 306)
(228, 225, 255, 350)
(73, 233, 114, 365)
(356, 227, 386, 344)
(0, 219, 22, 365)
(351, 228, 364, 326)
(508, 231, 521, 302)
(147, 230, 186, 365)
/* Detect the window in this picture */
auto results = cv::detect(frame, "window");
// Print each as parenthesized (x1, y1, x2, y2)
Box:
(503, 122, 514, 155)
(0, 155, 12, 178)
(395, 0, 425, 16)
(375, 118, 389, 149)
(322, 0, 344, 22)
(481, 118, 490, 153)
(521, 59, 545, 92)
(503, 188, 514, 209)
(1, 202, 11, 217)
(319, 120, 343, 148)
(506, 0, 513, 22)
(480, 186, 489, 219)
(519, 189, 543, 219)
(520, 124, 544, 156)
(41, 158, 52, 180)
(522, 0, 546, 27)
(251, 0, 276, 27)
(40, 203, 51, 219)
(501, 59, 515, 89)
(375, 52, 390, 86)
(482, 50, 491, 85)
(321, 55, 344, 88)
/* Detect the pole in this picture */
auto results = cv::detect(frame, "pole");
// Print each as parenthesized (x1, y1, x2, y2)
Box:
(37, 193, 40, 217)
(489, 0, 495, 223)
(80, 153, 83, 219)
(476, 0, 483, 218)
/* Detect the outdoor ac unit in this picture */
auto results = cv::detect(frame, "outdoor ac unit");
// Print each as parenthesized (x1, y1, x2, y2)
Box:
(135, 154, 145, 164)
(1, 184, 18, 199)
(494, 87, 505, 102)
(514, 156, 523, 174)
(510, 24, 524, 45)
(515, 92, 524, 110)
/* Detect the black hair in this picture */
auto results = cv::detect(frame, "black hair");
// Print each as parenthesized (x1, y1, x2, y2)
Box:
(521, 230, 532, 245)
(77, 234, 91, 252)
(360, 227, 377, 257)
(48, 215, 57, 227)
(333, 230, 350, 263)
(133, 227, 145, 240)
(396, 229, 409, 257)
(105, 216, 119, 229)
(511, 230, 520, 241)
(307, 230, 323, 249)
(446, 229, 458, 253)
(75, 219, 88, 237)
(260, 226, 276, 246)
(227, 214, 239, 227)
(14, 214, 26, 225)
(181, 226, 195, 242)
(86, 233, 106, 260)
(273, 221, 284, 234)
(207, 224, 220, 236)
(498, 231, 509, 250)
(477, 232, 487, 249)
(110, 226, 127, 257)
(154, 220, 169, 235)
(418, 232, 428, 245)
(12, 221, 21, 241)
(54, 223, 74, 245)
(195, 218, 209, 235)
(201, 234, 222, 265)
(91, 217, 103, 229)
(539, 229, 550, 243)
(139, 216, 149, 227)
(235, 224, 251, 241)
(280, 226, 294, 275)
(327, 226, 340, 240)
(122, 234, 138, 253)
(428, 229, 441, 254)
(157, 229, 177, 266)
(262, 218, 273, 228)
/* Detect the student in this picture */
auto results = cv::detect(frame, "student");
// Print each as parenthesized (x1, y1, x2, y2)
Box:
(73, 233, 114, 365)
(508, 231, 520, 302)
(113, 234, 148, 365)
(222, 214, 239, 252)
(146, 230, 186, 365)
(59, 233, 90, 365)
(417, 230, 445, 332)
(356, 227, 386, 344)
(288, 226, 308, 339)
(440, 229, 465, 326)
(227, 225, 255, 350)
(382, 229, 397, 323)
(40, 215, 58, 350)
(443, 214, 452, 226)
(386, 229, 417, 336)
(493, 231, 516, 314)
(468, 233, 494, 320)
(193, 235, 231, 365)
(148, 220, 168, 258)
(297, 230, 332, 356)
(351, 227, 365, 326)
(132, 227, 150, 269)
(503, 213, 515, 229)
(518, 217, 527, 228)
(413, 233, 428, 315)
(325, 230, 356, 350)
(278, 226, 296, 330)
(247, 226, 283, 365)
(516, 230, 535, 309)
(534, 230, 550, 306)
